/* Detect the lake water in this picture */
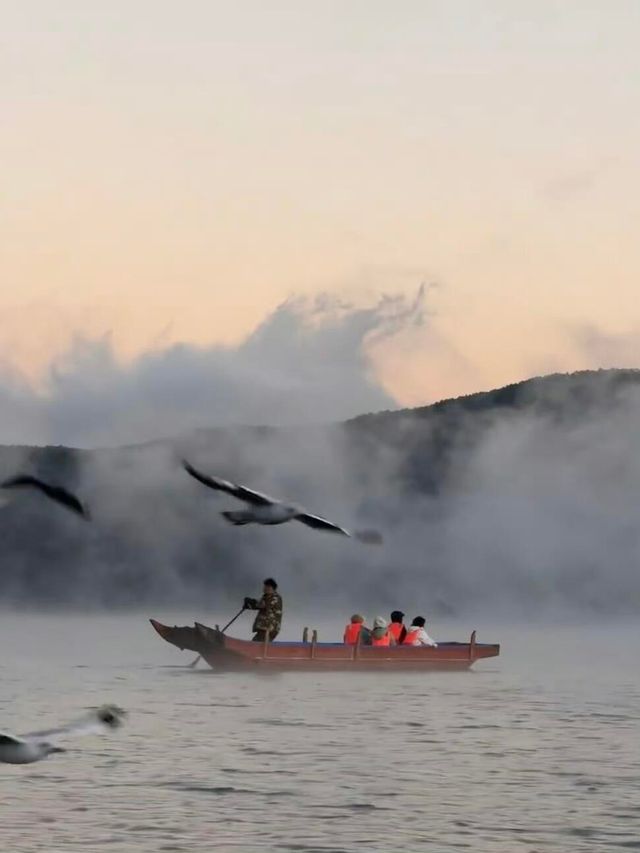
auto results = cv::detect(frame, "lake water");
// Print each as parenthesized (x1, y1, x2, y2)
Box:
(0, 613, 638, 852)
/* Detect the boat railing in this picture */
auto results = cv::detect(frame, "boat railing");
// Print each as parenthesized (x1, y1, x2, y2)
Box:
(258, 627, 480, 663)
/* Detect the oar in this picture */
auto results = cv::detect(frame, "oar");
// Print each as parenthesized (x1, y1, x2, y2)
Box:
(188, 607, 247, 668)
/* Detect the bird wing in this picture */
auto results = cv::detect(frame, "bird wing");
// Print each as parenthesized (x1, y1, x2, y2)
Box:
(294, 512, 351, 535)
(24, 706, 125, 740)
(0, 733, 24, 747)
(1, 475, 89, 519)
(182, 460, 275, 506)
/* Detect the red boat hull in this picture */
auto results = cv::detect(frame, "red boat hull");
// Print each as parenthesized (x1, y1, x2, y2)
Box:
(149, 619, 500, 672)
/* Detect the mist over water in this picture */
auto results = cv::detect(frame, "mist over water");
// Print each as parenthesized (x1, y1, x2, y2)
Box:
(4, 375, 640, 619)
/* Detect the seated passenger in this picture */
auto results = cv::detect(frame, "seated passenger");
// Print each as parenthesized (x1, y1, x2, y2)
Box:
(388, 610, 407, 645)
(370, 616, 395, 646)
(402, 616, 438, 647)
(343, 614, 366, 645)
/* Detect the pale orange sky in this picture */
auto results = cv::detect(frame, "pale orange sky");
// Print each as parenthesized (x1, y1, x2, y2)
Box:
(3, 1, 640, 406)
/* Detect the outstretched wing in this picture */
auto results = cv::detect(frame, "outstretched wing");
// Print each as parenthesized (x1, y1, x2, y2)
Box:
(0, 733, 24, 747)
(182, 460, 275, 506)
(295, 512, 351, 536)
(25, 705, 126, 740)
(1, 475, 89, 519)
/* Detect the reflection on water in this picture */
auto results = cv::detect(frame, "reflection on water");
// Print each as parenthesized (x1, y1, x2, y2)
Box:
(0, 615, 639, 852)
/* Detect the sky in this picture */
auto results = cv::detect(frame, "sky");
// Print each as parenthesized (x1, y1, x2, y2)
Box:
(3, 0, 640, 436)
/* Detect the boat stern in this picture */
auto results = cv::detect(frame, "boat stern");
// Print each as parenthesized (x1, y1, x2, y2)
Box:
(148, 619, 205, 653)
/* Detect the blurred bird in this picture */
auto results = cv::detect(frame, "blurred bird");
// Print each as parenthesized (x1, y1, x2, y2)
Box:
(0, 474, 89, 519)
(0, 704, 125, 764)
(182, 459, 383, 544)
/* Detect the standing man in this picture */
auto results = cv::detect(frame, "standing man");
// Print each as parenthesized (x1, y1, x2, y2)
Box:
(244, 577, 283, 642)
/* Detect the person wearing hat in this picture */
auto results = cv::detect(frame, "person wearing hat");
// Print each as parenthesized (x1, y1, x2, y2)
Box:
(243, 577, 283, 642)
(388, 611, 407, 645)
(343, 614, 367, 645)
(370, 616, 394, 646)
(402, 616, 438, 647)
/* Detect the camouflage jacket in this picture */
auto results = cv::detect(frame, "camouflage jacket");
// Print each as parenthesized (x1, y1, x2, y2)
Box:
(251, 592, 283, 636)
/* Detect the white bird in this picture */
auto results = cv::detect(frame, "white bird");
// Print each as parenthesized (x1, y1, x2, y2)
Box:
(0, 474, 89, 520)
(0, 704, 125, 764)
(182, 460, 383, 544)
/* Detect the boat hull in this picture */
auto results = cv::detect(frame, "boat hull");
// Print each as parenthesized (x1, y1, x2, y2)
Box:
(149, 619, 500, 672)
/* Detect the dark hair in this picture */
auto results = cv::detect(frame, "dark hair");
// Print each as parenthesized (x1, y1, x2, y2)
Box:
(263, 577, 278, 590)
(411, 616, 426, 628)
(390, 610, 404, 622)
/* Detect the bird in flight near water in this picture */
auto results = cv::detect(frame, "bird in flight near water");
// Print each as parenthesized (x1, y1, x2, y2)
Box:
(182, 460, 382, 544)
(0, 474, 89, 519)
(0, 705, 125, 764)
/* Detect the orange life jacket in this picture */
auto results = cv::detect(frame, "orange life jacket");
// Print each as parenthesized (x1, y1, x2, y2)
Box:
(403, 628, 421, 645)
(388, 622, 403, 642)
(371, 631, 390, 646)
(344, 623, 362, 644)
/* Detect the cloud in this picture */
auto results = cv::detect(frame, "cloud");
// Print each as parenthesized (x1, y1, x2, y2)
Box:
(0, 289, 427, 448)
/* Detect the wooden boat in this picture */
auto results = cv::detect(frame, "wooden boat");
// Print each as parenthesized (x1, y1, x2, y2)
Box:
(149, 619, 500, 672)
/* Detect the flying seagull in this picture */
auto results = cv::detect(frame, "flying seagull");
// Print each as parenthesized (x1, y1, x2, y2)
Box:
(182, 460, 383, 544)
(0, 474, 89, 519)
(0, 704, 125, 765)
